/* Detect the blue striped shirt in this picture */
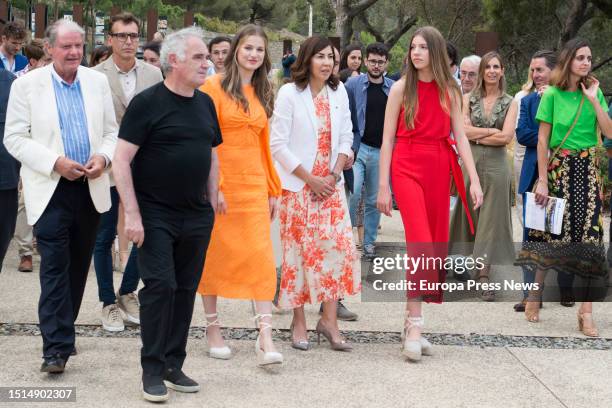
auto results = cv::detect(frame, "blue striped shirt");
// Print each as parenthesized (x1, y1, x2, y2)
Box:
(51, 67, 91, 165)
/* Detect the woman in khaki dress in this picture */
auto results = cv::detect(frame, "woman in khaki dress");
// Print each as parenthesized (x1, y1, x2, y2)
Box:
(449, 51, 517, 301)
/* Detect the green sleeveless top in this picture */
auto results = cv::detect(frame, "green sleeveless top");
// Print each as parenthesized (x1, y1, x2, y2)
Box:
(469, 92, 513, 130)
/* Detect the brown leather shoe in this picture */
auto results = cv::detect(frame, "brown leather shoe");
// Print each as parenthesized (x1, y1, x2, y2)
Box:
(18, 255, 33, 272)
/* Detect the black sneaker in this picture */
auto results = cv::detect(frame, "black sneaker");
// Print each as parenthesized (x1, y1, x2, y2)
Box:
(143, 375, 169, 402)
(164, 368, 200, 393)
(40, 353, 66, 374)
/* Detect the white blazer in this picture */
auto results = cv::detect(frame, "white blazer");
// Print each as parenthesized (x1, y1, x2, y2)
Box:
(3, 64, 118, 225)
(270, 82, 353, 192)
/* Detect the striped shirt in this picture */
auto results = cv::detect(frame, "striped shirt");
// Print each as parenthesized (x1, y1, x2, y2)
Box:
(51, 66, 91, 165)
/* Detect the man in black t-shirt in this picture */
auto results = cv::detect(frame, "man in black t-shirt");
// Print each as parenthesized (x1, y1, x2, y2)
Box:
(112, 27, 221, 403)
(345, 43, 395, 261)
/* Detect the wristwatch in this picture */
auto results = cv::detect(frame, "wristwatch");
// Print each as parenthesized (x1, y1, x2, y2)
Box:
(331, 171, 341, 183)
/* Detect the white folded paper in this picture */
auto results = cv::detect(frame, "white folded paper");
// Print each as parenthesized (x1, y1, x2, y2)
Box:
(525, 192, 566, 235)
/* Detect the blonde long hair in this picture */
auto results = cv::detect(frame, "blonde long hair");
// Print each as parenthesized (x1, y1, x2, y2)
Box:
(221, 24, 274, 117)
(402, 26, 460, 129)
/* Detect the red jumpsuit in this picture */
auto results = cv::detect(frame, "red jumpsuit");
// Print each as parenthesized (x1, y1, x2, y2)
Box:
(391, 80, 473, 303)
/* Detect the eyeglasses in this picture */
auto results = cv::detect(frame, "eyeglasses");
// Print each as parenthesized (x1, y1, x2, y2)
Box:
(366, 59, 387, 67)
(110, 33, 139, 42)
(460, 71, 477, 79)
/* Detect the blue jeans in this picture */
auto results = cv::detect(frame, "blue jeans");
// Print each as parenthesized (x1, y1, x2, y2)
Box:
(349, 144, 381, 247)
(521, 192, 574, 298)
(93, 187, 139, 306)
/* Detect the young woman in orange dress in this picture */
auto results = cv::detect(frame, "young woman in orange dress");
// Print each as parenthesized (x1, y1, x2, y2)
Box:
(196, 25, 283, 366)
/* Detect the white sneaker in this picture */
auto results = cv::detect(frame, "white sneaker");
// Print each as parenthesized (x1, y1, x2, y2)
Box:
(117, 291, 140, 324)
(101, 304, 124, 332)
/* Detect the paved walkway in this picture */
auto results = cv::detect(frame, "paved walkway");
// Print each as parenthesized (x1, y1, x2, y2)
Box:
(0, 210, 610, 407)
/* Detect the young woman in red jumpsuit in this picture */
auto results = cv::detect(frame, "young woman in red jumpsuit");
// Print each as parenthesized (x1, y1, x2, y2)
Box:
(377, 26, 484, 361)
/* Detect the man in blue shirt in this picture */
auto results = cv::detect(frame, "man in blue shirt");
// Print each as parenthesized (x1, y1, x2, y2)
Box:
(281, 48, 296, 78)
(345, 42, 394, 260)
(0, 21, 28, 73)
(0, 69, 17, 267)
(4, 20, 117, 374)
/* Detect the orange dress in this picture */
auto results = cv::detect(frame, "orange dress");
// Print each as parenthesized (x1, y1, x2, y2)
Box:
(197, 75, 282, 300)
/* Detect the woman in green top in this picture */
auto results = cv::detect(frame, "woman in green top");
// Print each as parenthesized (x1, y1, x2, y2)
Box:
(516, 39, 612, 335)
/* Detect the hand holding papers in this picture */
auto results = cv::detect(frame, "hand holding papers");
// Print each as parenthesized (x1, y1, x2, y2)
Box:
(525, 192, 566, 235)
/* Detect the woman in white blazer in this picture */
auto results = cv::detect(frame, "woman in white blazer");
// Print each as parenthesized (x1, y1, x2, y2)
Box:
(270, 36, 361, 352)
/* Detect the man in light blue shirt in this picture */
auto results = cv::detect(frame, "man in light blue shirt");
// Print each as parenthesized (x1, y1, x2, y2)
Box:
(4, 19, 117, 375)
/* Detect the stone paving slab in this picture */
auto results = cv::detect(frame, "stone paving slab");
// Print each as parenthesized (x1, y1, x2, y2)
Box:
(508, 347, 612, 408)
(0, 336, 586, 408)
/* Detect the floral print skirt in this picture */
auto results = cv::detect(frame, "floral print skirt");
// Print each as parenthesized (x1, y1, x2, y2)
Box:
(515, 148, 608, 301)
(278, 185, 361, 308)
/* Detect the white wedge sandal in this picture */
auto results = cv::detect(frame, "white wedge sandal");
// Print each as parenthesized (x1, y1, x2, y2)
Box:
(254, 313, 283, 366)
(401, 314, 433, 361)
(204, 313, 232, 360)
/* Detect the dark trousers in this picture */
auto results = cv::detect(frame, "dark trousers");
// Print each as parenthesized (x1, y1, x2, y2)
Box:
(139, 207, 214, 378)
(0, 188, 18, 267)
(34, 178, 100, 358)
(93, 187, 139, 306)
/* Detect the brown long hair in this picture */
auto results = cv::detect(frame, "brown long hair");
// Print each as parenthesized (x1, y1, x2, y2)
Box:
(551, 38, 594, 91)
(402, 26, 460, 130)
(472, 51, 506, 98)
(221, 24, 274, 117)
(291, 36, 339, 91)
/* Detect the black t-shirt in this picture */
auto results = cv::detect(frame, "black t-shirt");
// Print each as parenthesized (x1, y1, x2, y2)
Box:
(119, 82, 222, 214)
(361, 82, 387, 148)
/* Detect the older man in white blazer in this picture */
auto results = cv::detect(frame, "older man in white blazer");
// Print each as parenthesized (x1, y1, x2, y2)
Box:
(3, 19, 117, 374)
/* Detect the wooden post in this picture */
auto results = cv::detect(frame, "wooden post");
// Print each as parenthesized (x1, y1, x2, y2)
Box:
(475, 32, 499, 56)
(147, 9, 158, 41)
(328, 36, 341, 51)
(73, 4, 83, 27)
(34, 3, 46, 39)
(110, 7, 121, 17)
(184, 10, 194, 27)
(0, 1, 9, 32)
